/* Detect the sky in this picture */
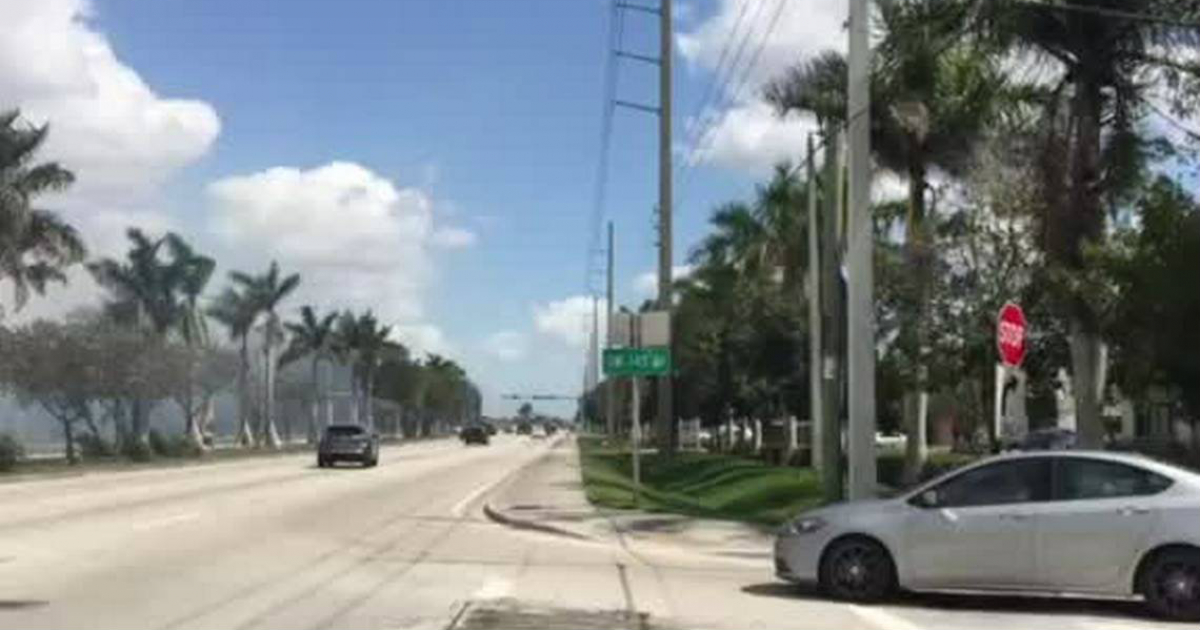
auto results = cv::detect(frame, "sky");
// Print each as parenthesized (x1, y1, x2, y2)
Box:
(2, 0, 851, 416)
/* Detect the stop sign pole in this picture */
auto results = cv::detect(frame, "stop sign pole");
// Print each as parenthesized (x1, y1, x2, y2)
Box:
(994, 303, 1028, 446)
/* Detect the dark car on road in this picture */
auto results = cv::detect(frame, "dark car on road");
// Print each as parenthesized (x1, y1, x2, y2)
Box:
(317, 424, 379, 468)
(461, 425, 490, 445)
(516, 421, 533, 436)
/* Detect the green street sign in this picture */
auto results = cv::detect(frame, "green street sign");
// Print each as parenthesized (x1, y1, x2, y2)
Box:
(603, 347, 671, 377)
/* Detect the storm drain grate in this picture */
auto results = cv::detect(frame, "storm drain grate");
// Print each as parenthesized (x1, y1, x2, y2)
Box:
(450, 600, 654, 630)
(0, 600, 48, 610)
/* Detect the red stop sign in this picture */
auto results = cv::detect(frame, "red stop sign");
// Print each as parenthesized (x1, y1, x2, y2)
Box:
(997, 303, 1028, 367)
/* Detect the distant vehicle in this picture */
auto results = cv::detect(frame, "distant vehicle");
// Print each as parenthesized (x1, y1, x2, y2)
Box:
(544, 423, 558, 436)
(775, 450, 1200, 620)
(317, 424, 379, 468)
(483, 422, 498, 436)
(516, 421, 533, 436)
(461, 425, 490, 445)
(1017, 427, 1077, 451)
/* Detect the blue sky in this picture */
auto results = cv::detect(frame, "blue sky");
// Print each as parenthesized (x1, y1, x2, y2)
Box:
(6, 0, 836, 415)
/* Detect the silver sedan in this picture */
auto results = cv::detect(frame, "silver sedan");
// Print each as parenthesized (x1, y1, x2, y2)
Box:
(775, 450, 1200, 621)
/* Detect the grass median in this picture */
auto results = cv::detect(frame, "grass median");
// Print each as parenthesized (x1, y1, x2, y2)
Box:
(578, 436, 823, 526)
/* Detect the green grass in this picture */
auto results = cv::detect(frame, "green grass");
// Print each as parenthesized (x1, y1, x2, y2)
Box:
(578, 436, 823, 526)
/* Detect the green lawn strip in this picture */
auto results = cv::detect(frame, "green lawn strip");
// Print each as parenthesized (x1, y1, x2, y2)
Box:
(577, 437, 822, 526)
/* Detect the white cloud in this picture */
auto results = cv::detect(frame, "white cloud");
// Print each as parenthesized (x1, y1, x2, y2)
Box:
(677, 0, 845, 174)
(0, 0, 219, 319)
(431, 226, 478, 249)
(633, 264, 695, 296)
(533, 296, 607, 348)
(394, 323, 454, 358)
(2, 0, 219, 199)
(483, 330, 528, 362)
(207, 161, 465, 341)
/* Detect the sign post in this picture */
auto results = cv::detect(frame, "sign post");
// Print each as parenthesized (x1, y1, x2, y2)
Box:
(995, 303, 1028, 445)
(603, 313, 672, 507)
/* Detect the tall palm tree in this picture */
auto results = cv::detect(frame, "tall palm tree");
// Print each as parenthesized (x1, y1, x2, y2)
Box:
(284, 306, 338, 443)
(978, 0, 1200, 446)
(336, 311, 393, 430)
(231, 261, 300, 448)
(208, 286, 258, 446)
(766, 0, 1003, 474)
(162, 234, 216, 448)
(0, 110, 86, 312)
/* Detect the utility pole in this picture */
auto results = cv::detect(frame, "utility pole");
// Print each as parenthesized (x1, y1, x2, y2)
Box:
(820, 130, 844, 502)
(846, 0, 877, 500)
(806, 135, 823, 475)
(606, 221, 616, 436)
(591, 294, 600, 426)
(656, 0, 675, 454)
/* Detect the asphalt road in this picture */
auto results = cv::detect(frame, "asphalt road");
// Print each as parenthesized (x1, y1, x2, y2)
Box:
(0, 435, 1186, 630)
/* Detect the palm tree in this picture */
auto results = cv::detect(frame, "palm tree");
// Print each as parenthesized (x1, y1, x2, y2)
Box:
(163, 234, 216, 448)
(208, 286, 258, 446)
(766, 0, 1003, 475)
(284, 306, 338, 443)
(230, 261, 300, 448)
(336, 311, 393, 430)
(0, 110, 86, 311)
(977, 0, 1200, 446)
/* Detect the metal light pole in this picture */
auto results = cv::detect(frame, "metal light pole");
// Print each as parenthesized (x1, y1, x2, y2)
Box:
(606, 221, 616, 436)
(846, 0, 877, 500)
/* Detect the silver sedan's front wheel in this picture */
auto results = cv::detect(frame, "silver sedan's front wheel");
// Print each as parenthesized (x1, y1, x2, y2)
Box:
(819, 537, 896, 602)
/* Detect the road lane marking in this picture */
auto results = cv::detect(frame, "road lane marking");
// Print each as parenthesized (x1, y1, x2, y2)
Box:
(451, 481, 501, 517)
(131, 511, 200, 531)
(848, 604, 924, 630)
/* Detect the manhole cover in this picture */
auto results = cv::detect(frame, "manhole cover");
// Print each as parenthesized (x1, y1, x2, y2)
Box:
(452, 600, 654, 630)
(0, 600, 48, 610)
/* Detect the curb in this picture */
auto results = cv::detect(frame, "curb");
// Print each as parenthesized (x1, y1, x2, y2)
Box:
(482, 502, 595, 541)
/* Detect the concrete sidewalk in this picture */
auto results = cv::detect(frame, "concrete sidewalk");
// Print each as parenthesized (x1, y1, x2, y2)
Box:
(484, 437, 774, 560)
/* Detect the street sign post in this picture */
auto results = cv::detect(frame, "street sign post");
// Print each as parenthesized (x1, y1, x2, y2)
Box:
(995, 303, 1029, 444)
(602, 346, 671, 377)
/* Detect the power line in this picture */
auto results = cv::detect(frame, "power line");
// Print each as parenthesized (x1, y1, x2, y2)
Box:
(677, 0, 790, 211)
(677, 0, 759, 172)
(584, 0, 626, 295)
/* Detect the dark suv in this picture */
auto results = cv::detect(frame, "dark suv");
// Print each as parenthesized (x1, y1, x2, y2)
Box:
(461, 425, 490, 445)
(317, 424, 379, 467)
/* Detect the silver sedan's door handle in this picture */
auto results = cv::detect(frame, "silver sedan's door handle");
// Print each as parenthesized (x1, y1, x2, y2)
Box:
(1000, 512, 1031, 522)
(1118, 506, 1151, 516)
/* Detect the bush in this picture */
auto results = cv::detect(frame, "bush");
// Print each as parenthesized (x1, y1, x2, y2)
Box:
(0, 433, 24, 472)
(77, 433, 115, 459)
(148, 430, 201, 458)
(121, 438, 154, 462)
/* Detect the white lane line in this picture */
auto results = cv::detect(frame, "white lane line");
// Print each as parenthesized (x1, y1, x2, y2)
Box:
(472, 576, 513, 600)
(131, 511, 200, 531)
(848, 604, 924, 630)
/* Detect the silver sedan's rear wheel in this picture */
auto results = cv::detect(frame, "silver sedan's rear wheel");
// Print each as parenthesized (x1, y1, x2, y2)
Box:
(1142, 549, 1200, 621)
(819, 537, 896, 602)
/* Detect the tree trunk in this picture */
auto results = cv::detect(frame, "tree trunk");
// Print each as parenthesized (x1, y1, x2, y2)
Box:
(1070, 319, 1107, 448)
(62, 418, 77, 465)
(902, 160, 930, 486)
(364, 369, 375, 432)
(262, 341, 281, 448)
(308, 357, 321, 445)
(236, 336, 254, 447)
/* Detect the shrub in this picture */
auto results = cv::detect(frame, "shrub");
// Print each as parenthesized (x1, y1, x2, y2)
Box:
(0, 433, 24, 472)
(121, 438, 154, 462)
(149, 430, 201, 458)
(77, 433, 115, 459)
